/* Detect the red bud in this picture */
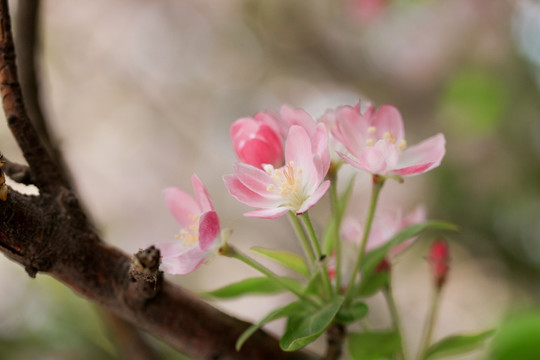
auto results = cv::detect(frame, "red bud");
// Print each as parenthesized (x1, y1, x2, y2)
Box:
(428, 239, 450, 289)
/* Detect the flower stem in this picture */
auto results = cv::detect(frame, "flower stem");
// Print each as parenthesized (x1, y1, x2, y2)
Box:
(343, 175, 385, 306)
(288, 211, 316, 271)
(329, 179, 342, 295)
(418, 287, 442, 360)
(383, 282, 408, 360)
(301, 212, 333, 297)
(220, 243, 318, 306)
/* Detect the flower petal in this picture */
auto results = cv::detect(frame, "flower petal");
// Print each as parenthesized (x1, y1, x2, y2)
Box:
(223, 174, 280, 208)
(371, 105, 405, 141)
(285, 126, 318, 189)
(198, 211, 220, 251)
(161, 247, 208, 275)
(244, 207, 290, 219)
(191, 174, 215, 212)
(296, 180, 330, 214)
(232, 163, 280, 199)
(163, 187, 200, 227)
(393, 133, 446, 176)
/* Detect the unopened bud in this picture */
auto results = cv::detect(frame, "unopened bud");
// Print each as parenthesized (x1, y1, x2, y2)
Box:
(428, 239, 450, 289)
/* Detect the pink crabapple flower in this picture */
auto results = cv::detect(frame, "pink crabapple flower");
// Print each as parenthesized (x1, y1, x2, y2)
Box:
(224, 124, 331, 219)
(155, 174, 221, 275)
(230, 112, 284, 169)
(341, 205, 426, 255)
(332, 102, 446, 176)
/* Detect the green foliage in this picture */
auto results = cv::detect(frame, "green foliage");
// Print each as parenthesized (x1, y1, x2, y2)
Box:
(280, 297, 344, 351)
(236, 301, 307, 350)
(356, 270, 390, 297)
(440, 68, 507, 135)
(201, 277, 302, 299)
(335, 301, 369, 324)
(423, 329, 495, 359)
(251, 247, 309, 277)
(361, 221, 457, 275)
(489, 310, 540, 360)
(348, 331, 401, 360)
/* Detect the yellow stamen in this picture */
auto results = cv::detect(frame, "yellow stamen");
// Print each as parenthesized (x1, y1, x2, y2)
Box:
(366, 139, 374, 146)
(368, 126, 376, 134)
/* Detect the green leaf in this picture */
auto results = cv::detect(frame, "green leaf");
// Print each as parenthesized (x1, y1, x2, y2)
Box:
(490, 310, 540, 360)
(251, 247, 309, 277)
(348, 331, 401, 360)
(356, 271, 390, 297)
(280, 297, 344, 351)
(424, 329, 495, 359)
(362, 221, 457, 275)
(236, 301, 307, 350)
(336, 301, 369, 324)
(201, 277, 302, 299)
(303, 271, 322, 295)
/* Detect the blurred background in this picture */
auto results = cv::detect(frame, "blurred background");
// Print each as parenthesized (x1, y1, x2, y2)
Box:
(0, 0, 539, 359)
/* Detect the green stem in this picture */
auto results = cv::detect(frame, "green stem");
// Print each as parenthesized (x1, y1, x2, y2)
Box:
(329, 179, 342, 295)
(343, 175, 385, 306)
(418, 288, 442, 360)
(288, 211, 316, 271)
(220, 243, 318, 307)
(301, 212, 333, 297)
(384, 282, 408, 360)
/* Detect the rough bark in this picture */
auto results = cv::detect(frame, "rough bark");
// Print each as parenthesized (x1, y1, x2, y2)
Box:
(0, 1, 318, 359)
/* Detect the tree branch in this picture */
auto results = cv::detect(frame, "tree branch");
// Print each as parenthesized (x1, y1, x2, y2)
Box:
(0, 1, 318, 359)
(0, 0, 67, 193)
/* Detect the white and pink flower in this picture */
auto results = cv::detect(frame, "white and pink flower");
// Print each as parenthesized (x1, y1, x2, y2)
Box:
(333, 103, 446, 176)
(224, 124, 331, 219)
(156, 174, 221, 275)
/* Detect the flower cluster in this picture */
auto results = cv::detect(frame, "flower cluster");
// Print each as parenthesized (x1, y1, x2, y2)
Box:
(152, 100, 470, 358)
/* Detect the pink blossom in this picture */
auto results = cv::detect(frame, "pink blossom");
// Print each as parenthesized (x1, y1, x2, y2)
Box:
(224, 124, 331, 219)
(341, 205, 426, 255)
(156, 174, 221, 275)
(230, 112, 284, 169)
(333, 103, 446, 176)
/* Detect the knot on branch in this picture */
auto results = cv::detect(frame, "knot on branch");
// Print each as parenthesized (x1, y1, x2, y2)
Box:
(127, 246, 163, 303)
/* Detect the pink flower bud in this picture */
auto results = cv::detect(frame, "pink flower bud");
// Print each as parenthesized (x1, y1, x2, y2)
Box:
(428, 239, 450, 289)
(230, 112, 284, 169)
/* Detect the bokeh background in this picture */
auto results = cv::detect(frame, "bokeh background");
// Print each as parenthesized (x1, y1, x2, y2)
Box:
(0, 0, 539, 359)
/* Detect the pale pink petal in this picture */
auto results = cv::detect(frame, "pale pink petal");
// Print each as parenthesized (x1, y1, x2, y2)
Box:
(253, 111, 281, 134)
(155, 240, 186, 258)
(356, 146, 389, 175)
(392, 133, 446, 176)
(337, 151, 369, 171)
(232, 163, 280, 199)
(223, 175, 280, 208)
(311, 123, 330, 179)
(199, 211, 220, 251)
(340, 217, 363, 243)
(296, 180, 330, 214)
(335, 112, 366, 158)
(244, 207, 290, 219)
(191, 174, 214, 212)
(163, 187, 200, 228)
(285, 126, 318, 188)
(230, 118, 258, 147)
(280, 105, 317, 136)
(371, 105, 405, 141)
(402, 205, 426, 227)
(161, 247, 207, 275)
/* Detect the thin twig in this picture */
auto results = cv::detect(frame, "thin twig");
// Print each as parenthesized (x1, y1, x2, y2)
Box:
(0, 0, 67, 193)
